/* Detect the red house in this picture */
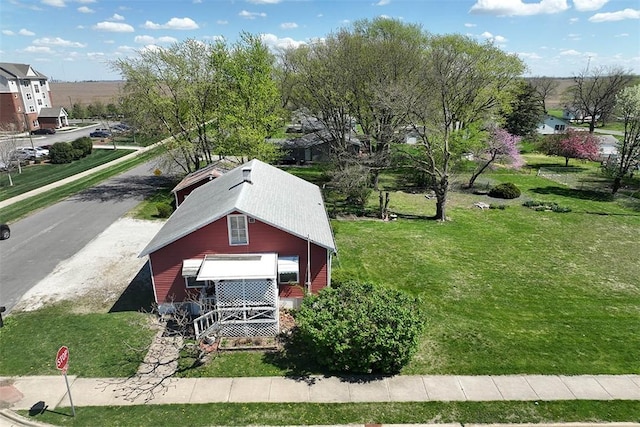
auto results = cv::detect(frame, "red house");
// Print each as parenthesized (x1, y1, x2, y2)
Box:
(171, 162, 228, 207)
(139, 159, 337, 338)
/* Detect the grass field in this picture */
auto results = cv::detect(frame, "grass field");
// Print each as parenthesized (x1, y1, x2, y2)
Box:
(0, 149, 131, 201)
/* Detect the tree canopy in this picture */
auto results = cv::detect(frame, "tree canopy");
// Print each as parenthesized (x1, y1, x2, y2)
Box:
(112, 36, 282, 173)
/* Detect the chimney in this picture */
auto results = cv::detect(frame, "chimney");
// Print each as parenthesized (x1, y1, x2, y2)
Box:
(242, 167, 252, 184)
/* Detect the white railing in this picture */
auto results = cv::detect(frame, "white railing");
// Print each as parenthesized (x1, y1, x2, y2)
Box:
(194, 310, 218, 340)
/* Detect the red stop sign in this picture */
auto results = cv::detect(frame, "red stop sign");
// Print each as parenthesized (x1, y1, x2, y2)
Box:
(56, 346, 69, 371)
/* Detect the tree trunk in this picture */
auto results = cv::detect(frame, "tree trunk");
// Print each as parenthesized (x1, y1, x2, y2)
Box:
(433, 179, 448, 221)
(612, 176, 622, 194)
(565, 157, 570, 167)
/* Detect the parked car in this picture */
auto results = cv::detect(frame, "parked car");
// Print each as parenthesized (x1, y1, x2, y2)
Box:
(16, 147, 48, 159)
(31, 128, 56, 135)
(0, 223, 10, 240)
(90, 130, 111, 138)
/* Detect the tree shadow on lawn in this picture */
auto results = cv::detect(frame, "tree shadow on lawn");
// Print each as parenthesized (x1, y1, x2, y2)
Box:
(526, 162, 592, 173)
(530, 185, 614, 202)
(109, 261, 155, 313)
(262, 331, 389, 385)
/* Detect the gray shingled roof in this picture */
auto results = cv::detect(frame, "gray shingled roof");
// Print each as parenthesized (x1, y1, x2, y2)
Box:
(0, 63, 48, 80)
(139, 159, 336, 257)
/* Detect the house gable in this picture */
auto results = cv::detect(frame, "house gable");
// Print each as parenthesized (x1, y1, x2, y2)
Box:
(148, 213, 330, 303)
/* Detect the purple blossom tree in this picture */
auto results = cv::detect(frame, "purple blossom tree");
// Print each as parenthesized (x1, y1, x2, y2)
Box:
(468, 127, 523, 188)
(544, 129, 600, 167)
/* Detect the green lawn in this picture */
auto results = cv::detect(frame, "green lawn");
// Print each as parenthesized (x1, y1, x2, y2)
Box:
(0, 149, 131, 201)
(21, 401, 640, 427)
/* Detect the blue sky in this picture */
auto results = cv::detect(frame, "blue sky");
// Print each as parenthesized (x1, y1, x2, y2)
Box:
(1, 0, 638, 81)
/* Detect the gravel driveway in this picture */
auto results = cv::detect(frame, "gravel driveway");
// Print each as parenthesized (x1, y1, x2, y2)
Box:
(14, 217, 165, 313)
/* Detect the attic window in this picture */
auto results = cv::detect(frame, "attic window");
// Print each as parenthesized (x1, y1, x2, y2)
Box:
(227, 214, 248, 245)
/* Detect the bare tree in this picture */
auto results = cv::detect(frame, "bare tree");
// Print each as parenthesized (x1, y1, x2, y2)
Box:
(529, 76, 559, 113)
(607, 84, 640, 194)
(0, 125, 24, 186)
(569, 66, 633, 133)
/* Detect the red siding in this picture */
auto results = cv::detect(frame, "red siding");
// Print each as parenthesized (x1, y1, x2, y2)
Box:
(149, 213, 331, 304)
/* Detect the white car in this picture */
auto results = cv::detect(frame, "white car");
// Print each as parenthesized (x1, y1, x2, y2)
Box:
(16, 146, 49, 159)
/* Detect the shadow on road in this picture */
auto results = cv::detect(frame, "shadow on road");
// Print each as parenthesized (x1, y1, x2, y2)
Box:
(69, 175, 175, 203)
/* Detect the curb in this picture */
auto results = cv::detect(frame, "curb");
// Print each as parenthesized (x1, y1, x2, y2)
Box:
(0, 409, 52, 427)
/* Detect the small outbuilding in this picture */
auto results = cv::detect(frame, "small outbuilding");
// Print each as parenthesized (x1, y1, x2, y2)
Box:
(139, 159, 337, 339)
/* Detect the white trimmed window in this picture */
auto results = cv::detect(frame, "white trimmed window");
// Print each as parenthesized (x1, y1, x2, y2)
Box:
(278, 256, 299, 284)
(182, 258, 205, 288)
(227, 214, 248, 245)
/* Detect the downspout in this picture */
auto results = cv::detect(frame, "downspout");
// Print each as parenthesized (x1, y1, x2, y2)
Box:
(306, 234, 311, 294)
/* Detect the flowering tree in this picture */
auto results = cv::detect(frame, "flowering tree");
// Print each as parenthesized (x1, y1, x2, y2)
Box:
(468, 127, 523, 188)
(544, 129, 600, 166)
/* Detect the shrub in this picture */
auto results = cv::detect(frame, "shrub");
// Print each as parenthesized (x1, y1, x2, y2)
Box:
(155, 202, 173, 218)
(488, 182, 521, 199)
(71, 137, 93, 157)
(522, 200, 572, 213)
(295, 281, 425, 375)
(49, 142, 74, 164)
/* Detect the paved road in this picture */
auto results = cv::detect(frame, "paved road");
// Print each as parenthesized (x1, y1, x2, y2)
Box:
(0, 161, 170, 313)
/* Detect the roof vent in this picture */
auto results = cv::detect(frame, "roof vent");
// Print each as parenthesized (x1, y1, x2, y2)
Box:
(242, 167, 252, 184)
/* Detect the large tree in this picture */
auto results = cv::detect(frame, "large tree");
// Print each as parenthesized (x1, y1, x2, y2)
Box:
(467, 127, 523, 188)
(400, 35, 525, 220)
(112, 36, 282, 173)
(569, 66, 633, 133)
(529, 76, 559, 114)
(503, 80, 545, 137)
(608, 84, 640, 194)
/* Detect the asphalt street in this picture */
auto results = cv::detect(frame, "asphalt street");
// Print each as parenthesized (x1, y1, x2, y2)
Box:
(0, 161, 169, 313)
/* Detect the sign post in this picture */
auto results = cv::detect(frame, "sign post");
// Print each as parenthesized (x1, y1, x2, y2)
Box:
(55, 346, 75, 417)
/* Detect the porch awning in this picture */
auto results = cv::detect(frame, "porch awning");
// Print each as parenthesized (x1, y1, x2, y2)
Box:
(196, 253, 278, 281)
(182, 258, 204, 277)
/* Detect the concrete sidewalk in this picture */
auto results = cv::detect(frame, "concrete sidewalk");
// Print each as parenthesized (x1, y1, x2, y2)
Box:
(1, 374, 639, 410)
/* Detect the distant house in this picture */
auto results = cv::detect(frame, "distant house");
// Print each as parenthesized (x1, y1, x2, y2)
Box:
(537, 115, 570, 135)
(171, 162, 228, 207)
(139, 159, 337, 339)
(0, 62, 55, 133)
(277, 128, 362, 164)
(38, 107, 69, 129)
(595, 134, 619, 162)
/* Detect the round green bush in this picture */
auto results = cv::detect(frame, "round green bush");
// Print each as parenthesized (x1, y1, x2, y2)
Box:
(155, 202, 173, 218)
(71, 137, 93, 157)
(488, 182, 521, 199)
(295, 281, 425, 375)
(49, 142, 74, 164)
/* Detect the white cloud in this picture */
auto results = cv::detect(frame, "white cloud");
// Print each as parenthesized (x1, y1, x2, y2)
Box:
(77, 6, 93, 13)
(134, 35, 178, 44)
(247, 0, 281, 3)
(93, 22, 135, 32)
(87, 52, 106, 60)
(375, 0, 391, 5)
(142, 17, 199, 30)
(280, 22, 298, 29)
(589, 8, 640, 22)
(572, 0, 608, 11)
(24, 46, 54, 54)
(569, 17, 579, 23)
(480, 31, 508, 43)
(77, 0, 96, 3)
(2, 30, 15, 36)
(614, 33, 629, 37)
(19, 28, 36, 36)
(567, 33, 581, 40)
(470, 0, 569, 16)
(111, 14, 125, 21)
(559, 49, 582, 56)
(217, 20, 229, 25)
(33, 37, 86, 47)
(42, 0, 66, 7)
(260, 33, 306, 50)
(464, 23, 477, 27)
(239, 10, 267, 19)
(518, 51, 543, 60)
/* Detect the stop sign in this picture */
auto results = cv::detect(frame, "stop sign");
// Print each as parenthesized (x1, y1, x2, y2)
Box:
(56, 346, 69, 371)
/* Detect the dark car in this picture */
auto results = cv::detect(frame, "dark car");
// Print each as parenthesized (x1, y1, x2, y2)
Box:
(0, 223, 9, 240)
(90, 130, 111, 138)
(31, 128, 56, 135)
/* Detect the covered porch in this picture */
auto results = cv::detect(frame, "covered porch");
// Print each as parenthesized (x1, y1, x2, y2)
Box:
(183, 253, 281, 339)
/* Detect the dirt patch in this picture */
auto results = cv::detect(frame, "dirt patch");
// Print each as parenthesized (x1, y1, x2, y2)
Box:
(50, 81, 123, 108)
